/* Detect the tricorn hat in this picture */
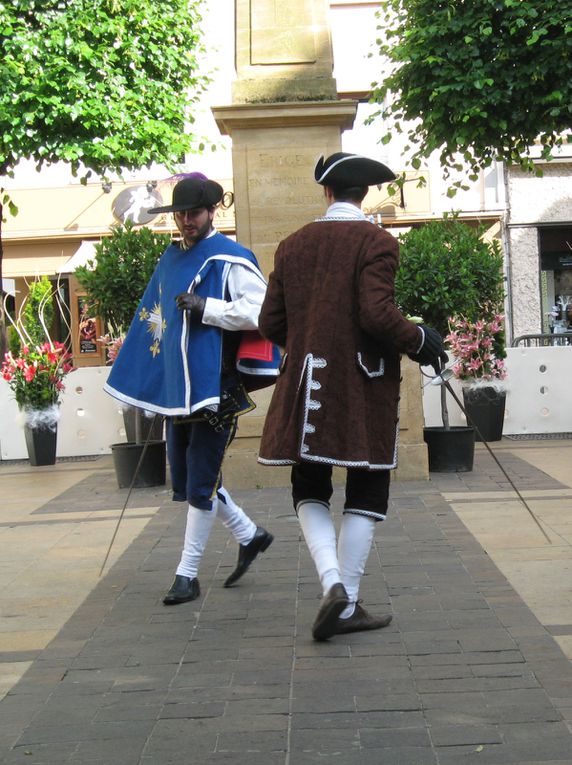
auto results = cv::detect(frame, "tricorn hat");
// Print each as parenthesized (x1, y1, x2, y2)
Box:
(147, 173, 224, 214)
(314, 152, 396, 187)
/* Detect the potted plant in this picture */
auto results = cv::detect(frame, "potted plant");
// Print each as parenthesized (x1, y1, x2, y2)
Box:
(2, 341, 75, 465)
(1, 276, 75, 465)
(395, 215, 505, 471)
(446, 312, 507, 442)
(75, 222, 171, 486)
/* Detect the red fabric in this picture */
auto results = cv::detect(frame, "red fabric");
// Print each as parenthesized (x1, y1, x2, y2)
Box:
(237, 330, 274, 362)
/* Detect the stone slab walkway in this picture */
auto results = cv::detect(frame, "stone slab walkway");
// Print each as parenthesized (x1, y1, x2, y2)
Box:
(1, 442, 572, 764)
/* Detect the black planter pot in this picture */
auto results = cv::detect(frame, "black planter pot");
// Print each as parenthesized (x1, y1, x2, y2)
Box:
(462, 386, 506, 442)
(423, 426, 475, 473)
(111, 440, 166, 488)
(24, 424, 58, 466)
(122, 408, 164, 443)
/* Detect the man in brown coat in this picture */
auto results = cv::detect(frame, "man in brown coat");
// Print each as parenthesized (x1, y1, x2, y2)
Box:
(258, 153, 446, 641)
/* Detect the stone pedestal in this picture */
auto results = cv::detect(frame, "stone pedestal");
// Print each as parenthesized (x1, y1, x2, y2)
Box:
(213, 100, 357, 275)
(394, 358, 429, 481)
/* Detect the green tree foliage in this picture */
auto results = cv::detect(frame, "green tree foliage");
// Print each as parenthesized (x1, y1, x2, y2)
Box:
(395, 218, 505, 337)
(372, 0, 572, 191)
(0, 0, 208, 354)
(75, 222, 171, 337)
(0, 0, 209, 180)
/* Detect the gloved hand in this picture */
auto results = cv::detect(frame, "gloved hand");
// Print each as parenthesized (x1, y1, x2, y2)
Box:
(176, 292, 206, 321)
(409, 324, 449, 372)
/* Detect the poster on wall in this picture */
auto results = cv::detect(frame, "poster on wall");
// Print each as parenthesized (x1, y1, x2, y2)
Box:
(78, 297, 98, 354)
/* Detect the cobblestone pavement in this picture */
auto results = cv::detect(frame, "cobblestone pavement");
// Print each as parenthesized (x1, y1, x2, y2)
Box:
(1, 442, 572, 764)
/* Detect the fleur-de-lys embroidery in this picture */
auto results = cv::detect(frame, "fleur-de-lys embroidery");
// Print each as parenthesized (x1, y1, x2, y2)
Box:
(139, 300, 166, 357)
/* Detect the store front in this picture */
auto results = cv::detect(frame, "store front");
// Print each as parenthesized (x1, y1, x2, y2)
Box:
(539, 225, 572, 336)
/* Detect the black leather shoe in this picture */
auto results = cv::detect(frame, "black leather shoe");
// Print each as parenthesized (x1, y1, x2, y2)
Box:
(334, 602, 392, 634)
(163, 575, 200, 605)
(223, 526, 274, 587)
(312, 583, 349, 641)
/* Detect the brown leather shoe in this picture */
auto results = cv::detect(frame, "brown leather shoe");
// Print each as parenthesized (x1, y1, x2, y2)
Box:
(312, 583, 349, 641)
(334, 603, 392, 634)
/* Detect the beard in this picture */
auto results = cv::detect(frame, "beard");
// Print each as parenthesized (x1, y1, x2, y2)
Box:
(183, 218, 212, 248)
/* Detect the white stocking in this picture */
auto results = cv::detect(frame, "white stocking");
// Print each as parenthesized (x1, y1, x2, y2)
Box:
(176, 503, 217, 578)
(338, 512, 376, 618)
(216, 486, 257, 545)
(297, 501, 341, 596)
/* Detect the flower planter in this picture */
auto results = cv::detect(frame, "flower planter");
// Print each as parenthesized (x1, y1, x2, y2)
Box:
(111, 440, 166, 489)
(24, 424, 58, 466)
(122, 408, 164, 443)
(423, 426, 475, 472)
(462, 386, 506, 442)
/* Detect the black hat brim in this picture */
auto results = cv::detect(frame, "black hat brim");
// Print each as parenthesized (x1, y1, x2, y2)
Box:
(147, 179, 224, 214)
(314, 153, 396, 187)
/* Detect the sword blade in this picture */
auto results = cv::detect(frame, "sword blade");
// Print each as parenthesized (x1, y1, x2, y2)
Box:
(441, 378, 552, 544)
(99, 414, 159, 576)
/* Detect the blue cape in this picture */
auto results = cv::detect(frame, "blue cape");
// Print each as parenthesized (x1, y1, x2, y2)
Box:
(104, 232, 279, 416)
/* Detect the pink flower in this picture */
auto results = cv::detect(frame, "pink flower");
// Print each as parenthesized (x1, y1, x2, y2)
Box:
(24, 365, 37, 382)
(1, 340, 74, 409)
(447, 313, 506, 382)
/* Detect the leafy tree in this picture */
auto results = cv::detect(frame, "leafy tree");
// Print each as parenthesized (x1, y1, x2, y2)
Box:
(0, 0, 209, 351)
(372, 0, 571, 192)
(0, 0, 208, 180)
(395, 219, 505, 337)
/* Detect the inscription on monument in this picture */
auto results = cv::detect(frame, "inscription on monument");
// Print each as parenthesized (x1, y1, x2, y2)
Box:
(247, 149, 320, 208)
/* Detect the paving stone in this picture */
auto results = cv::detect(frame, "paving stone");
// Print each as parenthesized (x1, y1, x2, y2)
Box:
(214, 729, 288, 753)
(429, 723, 502, 746)
(3, 742, 78, 764)
(358, 726, 432, 749)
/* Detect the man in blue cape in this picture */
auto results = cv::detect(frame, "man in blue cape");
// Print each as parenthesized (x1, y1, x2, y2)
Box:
(105, 174, 278, 604)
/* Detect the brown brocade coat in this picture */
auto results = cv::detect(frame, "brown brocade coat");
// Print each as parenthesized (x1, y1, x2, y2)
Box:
(258, 219, 422, 470)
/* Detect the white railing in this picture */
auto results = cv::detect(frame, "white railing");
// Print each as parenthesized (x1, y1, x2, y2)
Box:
(0, 367, 125, 460)
(422, 346, 572, 434)
(2, 346, 571, 460)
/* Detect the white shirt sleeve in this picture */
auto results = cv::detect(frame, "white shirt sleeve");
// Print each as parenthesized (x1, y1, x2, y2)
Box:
(201, 263, 266, 331)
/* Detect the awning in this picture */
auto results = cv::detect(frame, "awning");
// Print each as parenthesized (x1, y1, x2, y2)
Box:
(57, 240, 99, 274)
(2, 278, 15, 296)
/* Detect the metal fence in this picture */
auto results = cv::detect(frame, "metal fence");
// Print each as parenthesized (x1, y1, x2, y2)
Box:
(512, 333, 572, 347)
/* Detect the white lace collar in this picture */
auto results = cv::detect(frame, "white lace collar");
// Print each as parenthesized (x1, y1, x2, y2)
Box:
(315, 202, 367, 222)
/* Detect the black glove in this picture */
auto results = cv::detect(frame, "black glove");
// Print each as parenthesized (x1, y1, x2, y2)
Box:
(176, 292, 206, 321)
(409, 324, 448, 371)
